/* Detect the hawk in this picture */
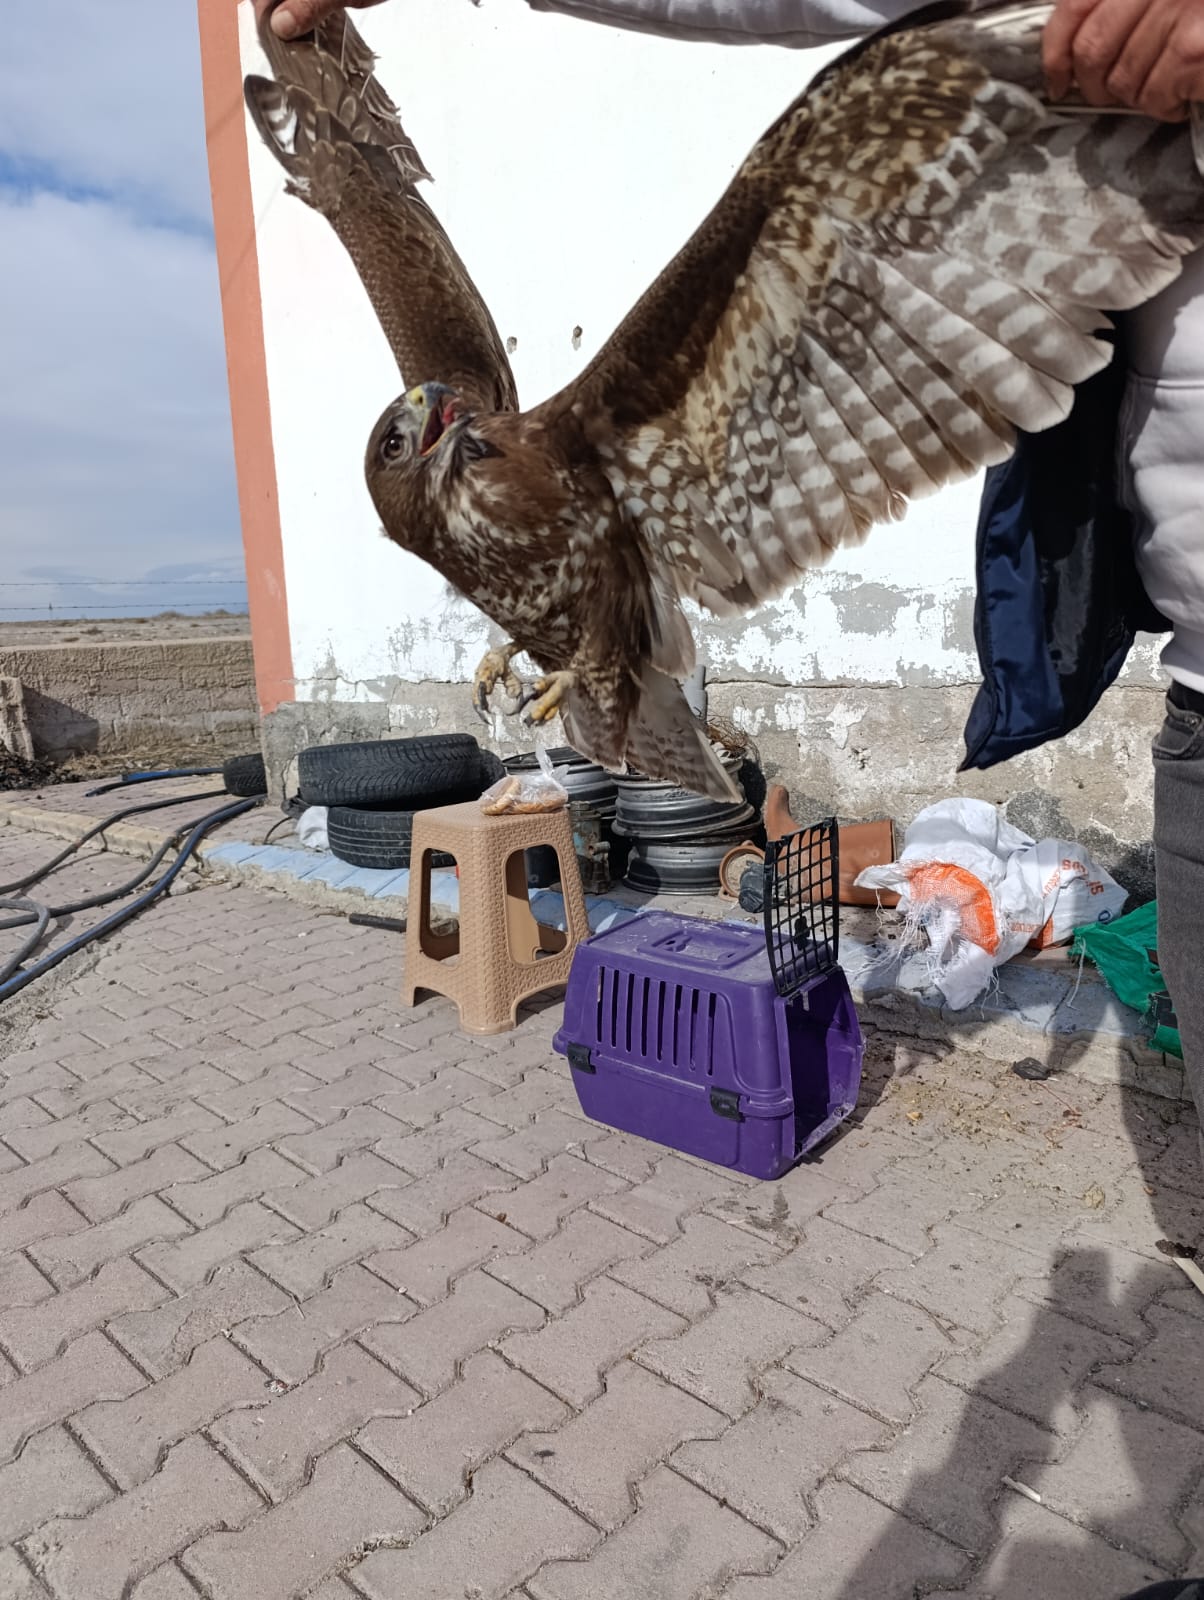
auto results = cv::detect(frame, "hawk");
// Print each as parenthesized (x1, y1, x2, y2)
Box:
(245, 1, 1204, 801)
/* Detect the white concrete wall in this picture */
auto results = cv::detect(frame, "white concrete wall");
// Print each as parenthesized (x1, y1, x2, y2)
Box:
(244, 0, 1164, 706)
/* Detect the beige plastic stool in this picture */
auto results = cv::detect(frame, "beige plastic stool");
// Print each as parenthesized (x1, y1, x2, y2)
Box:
(402, 802, 589, 1035)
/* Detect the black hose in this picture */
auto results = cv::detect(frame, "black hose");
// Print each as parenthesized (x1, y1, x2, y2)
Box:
(0, 828, 187, 931)
(0, 899, 52, 986)
(0, 788, 227, 896)
(0, 796, 262, 1005)
(85, 767, 222, 797)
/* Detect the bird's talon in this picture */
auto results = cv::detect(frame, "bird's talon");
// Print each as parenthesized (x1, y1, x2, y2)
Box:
(472, 644, 524, 718)
(518, 672, 574, 726)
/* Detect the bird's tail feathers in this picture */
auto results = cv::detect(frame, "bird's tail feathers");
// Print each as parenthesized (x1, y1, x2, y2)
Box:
(560, 668, 737, 802)
(648, 575, 697, 682)
(624, 668, 741, 803)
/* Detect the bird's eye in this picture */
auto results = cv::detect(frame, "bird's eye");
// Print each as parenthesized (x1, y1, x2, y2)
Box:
(380, 430, 406, 464)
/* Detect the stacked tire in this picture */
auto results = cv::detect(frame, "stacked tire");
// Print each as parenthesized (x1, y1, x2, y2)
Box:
(299, 735, 499, 871)
(222, 752, 268, 797)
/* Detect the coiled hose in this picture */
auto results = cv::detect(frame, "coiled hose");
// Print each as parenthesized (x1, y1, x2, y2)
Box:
(0, 899, 52, 987)
(0, 791, 263, 1003)
(0, 788, 227, 897)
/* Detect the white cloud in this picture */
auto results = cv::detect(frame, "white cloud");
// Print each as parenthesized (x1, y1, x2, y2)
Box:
(0, 2, 214, 227)
(0, 4, 242, 618)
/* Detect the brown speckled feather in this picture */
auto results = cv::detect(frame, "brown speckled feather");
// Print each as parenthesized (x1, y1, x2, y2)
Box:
(245, 10, 516, 413)
(537, 0, 1204, 615)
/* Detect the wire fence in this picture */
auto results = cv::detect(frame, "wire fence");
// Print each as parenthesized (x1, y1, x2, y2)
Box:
(0, 579, 250, 618)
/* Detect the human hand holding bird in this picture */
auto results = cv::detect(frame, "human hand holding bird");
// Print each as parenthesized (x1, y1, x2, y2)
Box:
(1044, 0, 1204, 121)
(254, 0, 387, 42)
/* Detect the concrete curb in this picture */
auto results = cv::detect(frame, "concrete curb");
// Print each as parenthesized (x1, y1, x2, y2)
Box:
(0, 801, 177, 858)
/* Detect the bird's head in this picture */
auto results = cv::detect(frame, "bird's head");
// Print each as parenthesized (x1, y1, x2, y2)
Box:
(367, 381, 496, 476)
(365, 381, 502, 545)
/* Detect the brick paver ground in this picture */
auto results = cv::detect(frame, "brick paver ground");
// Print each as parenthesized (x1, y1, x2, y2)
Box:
(1, 816, 1202, 1599)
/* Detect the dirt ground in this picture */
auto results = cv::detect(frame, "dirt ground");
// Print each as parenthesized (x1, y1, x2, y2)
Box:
(0, 746, 253, 794)
(0, 611, 250, 649)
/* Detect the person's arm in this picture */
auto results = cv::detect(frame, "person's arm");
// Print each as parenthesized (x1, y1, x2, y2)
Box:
(1043, 0, 1204, 121)
(255, 0, 922, 48)
(521, 0, 927, 49)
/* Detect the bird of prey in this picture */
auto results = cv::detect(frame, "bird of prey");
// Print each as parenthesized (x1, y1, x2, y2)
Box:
(244, 0, 1204, 801)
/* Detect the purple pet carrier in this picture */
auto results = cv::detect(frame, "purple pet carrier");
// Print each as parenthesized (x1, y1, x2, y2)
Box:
(553, 819, 863, 1179)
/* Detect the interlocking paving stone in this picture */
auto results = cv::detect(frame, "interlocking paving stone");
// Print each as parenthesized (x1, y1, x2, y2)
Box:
(355, 1458, 597, 1600)
(785, 1290, 974, 1422)
(501, 1276, 685, 1407)
(507, 1358, 725, 1530)
(0, 819, 1201, 1600)
(231, 1262, 417, 1384)
(528, 1465, 778, 1600)
(671, 1365, 888, 1540)
(0, 1426, 112, 1545)
(722, 1480, 969, 1600)
(0, 1258, 167, 1372)
(23, 1435, 262, 1600)
(0, 1331, 144, 1463)
(183, 1444, 425, 1600)
(635, 1286, 818, 1419)
(364, 1269, 545, 1396)
(109, 1259, 293, 1377)
(214, 1341, 419, 1498)
(73, 1337, 267, 1488)
(359, 1348, 569, 1516)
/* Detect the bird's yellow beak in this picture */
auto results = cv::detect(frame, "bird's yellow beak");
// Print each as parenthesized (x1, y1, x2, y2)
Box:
(410, 383, 458, 457)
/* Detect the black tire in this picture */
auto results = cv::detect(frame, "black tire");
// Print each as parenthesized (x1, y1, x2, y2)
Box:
(478, 749, 506, 787)
(297, 734, 481, 808)
(222, 753, 267, 797)
(326, 806, 456, 872)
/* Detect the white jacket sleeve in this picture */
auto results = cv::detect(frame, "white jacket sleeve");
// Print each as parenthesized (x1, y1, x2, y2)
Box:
(523, 0, 929, 48)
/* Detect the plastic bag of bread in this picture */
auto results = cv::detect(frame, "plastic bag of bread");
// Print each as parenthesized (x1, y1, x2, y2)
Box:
(481, 746, 569, 815)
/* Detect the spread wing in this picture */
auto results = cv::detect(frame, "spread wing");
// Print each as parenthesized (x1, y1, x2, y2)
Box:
(244, 8, 517, 413)
(536, 0, 1204, 615)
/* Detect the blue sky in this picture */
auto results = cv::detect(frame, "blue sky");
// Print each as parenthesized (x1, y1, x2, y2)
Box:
(0, 3, 246, 622)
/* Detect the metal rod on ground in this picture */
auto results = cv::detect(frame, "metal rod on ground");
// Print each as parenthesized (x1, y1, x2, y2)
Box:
(348, 913, 407, 933)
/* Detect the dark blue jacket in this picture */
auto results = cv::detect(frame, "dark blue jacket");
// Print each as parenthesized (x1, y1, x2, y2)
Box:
(963, 341, 1168, 771)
